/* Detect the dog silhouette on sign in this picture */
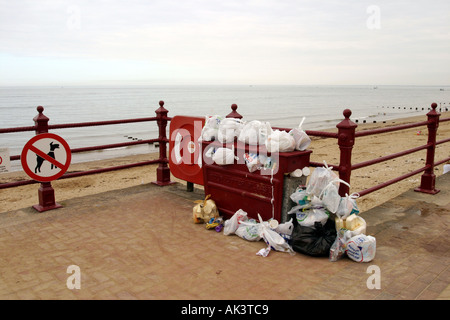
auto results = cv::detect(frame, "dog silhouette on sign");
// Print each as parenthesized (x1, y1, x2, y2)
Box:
(35, 141, 60, 173)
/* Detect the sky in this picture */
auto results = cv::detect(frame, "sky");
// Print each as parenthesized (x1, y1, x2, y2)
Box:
(0, 0, 449, 86)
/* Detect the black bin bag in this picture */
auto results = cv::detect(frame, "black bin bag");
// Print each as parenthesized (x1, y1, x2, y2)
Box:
(291, 218, 337, 257)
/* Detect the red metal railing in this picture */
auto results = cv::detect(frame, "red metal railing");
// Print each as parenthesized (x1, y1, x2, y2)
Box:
(0, 101, 174, 211)
(2, 100, 448, 212)
(288, 103, 449, 197)
(225, 102, 449, 198)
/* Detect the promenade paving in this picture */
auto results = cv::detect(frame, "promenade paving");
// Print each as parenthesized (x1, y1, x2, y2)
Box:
(0, 173, 449, 300)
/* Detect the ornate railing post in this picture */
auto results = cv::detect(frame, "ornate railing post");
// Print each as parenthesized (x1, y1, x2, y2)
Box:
(33, 106, 62, 212)
(152, 101, 175, 186)
(415, 103, 440, 194)
(336, 109, 357, 196)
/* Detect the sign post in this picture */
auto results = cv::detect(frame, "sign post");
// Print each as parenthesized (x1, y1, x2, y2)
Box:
(21, 133, 71, 212)
(0, 148, 11, 173)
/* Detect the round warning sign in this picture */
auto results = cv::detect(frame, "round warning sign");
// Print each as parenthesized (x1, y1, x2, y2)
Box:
(21, 133, 71, 182)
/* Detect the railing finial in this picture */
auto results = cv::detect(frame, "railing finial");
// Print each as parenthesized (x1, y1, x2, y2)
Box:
(226, 103, 243, 119)
(343, 109, 352, 119)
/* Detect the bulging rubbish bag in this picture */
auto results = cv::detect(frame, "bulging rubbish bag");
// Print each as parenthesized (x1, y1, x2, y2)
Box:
(306, 161, 338, 197)
(330, 216, 367, 262)
(265, 128, 296, 153)
(192, 194, 219, 224)
(217, 118, 244, 143)
(288, 205, 329, 229)
(238, 120, 271, 145)
(319, 179, 351, 214)
(235, 219, 262, 241)
(200, 115, 222, 141)
(275, 218, 294, 243)
(346, 234, 376, 263)
(336, 193, 360, 219)
(291, 218, 337, 257)
(243, 153, 260, 173)
(212, 147, 236, 165)
(258, 214, 294, 254)
(289, 117, 311, 151)
(290, 187, 309, 205)
(223, 209, 248, 235)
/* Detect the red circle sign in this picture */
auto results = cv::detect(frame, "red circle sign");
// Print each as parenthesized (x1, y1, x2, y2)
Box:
(21, 133, 72, 182)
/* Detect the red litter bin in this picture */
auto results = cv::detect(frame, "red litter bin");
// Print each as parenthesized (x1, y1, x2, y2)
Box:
(201, 140, 311, 222)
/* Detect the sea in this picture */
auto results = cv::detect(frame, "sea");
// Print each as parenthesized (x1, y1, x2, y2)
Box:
(1, 85, 449, 172)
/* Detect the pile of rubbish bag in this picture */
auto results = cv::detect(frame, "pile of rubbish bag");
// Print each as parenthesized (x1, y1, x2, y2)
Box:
(196, 115, 375, 262)
(288, 161, 376, 262)
(200, 115, 311, 168)
(193, 160, 376, 263)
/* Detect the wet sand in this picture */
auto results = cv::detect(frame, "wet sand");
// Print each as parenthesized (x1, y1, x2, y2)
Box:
(1, 112, 449, 214)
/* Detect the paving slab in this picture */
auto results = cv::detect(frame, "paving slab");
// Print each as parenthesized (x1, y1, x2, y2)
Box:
(0, 174, 449, 300)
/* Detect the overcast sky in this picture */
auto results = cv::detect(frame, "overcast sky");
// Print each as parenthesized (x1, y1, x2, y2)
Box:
(1, 0, 449, 86)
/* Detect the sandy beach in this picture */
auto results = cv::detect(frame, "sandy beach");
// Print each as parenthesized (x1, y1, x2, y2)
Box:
(1, 112, 449, 214)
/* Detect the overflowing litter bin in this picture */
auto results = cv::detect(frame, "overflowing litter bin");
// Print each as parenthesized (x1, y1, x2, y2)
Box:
(192, 113, 375, 262)
(201, 140, 311, 222)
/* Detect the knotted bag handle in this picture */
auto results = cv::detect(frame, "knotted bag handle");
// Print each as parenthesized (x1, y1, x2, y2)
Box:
(194, 194, 212, 207)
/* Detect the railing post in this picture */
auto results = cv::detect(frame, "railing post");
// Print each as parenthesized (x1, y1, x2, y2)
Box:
(336, 109, 357, 196)
(226, 103, 243, 119)
(415, 102, 440, 194)
(152, 101, 175, 186)
(32, 106, 62, 212)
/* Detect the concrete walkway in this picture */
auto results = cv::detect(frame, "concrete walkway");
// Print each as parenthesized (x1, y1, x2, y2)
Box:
(0, 173, 449, 300)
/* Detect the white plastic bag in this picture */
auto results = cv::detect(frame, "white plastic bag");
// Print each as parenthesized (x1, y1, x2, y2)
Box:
(258, 155, 276, 171)
(329, 229, 352, 262)
(212, 147, 236, 165)
(256, 247, 271, 257)
(336, 193, 360, 219)
(288, 206, 329, 228)
(258, 214, 294, 254)
(290, 187, 309, 205)
(217, 118, 244, 143)
(306, 161, 339, 197)
(243, 153, 260, 173)
(223, 209, 248, 236)
(235, 219, 262, 241)
(310, 195, 324, 207)
(289, 117, 311, 151)
(265, 127, 296, 153)
(238, 120, 270, 145)
(319, 179, 351, 214)
(200, 115, 222, 141)
(346, 234, 376, 263)
(275, 218, 294, 242)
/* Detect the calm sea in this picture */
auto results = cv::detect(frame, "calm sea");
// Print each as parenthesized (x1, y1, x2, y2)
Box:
(1, 85, 449, 172)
